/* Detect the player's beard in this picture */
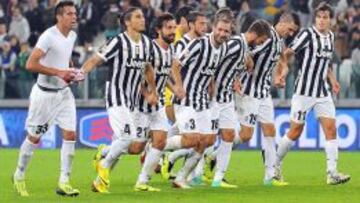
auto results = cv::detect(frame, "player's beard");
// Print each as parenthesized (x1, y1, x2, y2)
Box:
(162, 33, 175, 44)
(194, 30, 203, 37)
(215, 35, 228, 45)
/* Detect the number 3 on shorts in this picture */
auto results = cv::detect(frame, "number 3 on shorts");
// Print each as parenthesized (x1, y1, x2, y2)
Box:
(189, 119, 196, 130)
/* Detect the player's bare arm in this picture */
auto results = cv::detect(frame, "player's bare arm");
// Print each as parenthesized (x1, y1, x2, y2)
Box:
(26, 48, 76, 82)
(208, 78, 215, 99)
(274, 51, 289, 88)
(81, 54, 104, 74)
(274, 48, 294, 87)
(233, 74, 242, 95)
(245, 54, 254, 71)
(327, 67, 340, 95)
(170, 58, 186, 99)
(144, 63, 159, 105)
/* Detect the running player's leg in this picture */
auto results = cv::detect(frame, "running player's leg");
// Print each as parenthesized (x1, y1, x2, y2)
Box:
(172, 106, 202, 188)
(212, 101, 237, 188)
(13, 85, 59, 196)
(258, 97, 287, 186)
(92, 106, 135, 193)
(164, 122, 193, 178)
(136, 108, 168, 191)
(55, 88, 79, 195)
(315, 97, 350, 185)
(187, 108, 216, 186)
(237, 95, 259, 143)
(275, 95, 313, 181)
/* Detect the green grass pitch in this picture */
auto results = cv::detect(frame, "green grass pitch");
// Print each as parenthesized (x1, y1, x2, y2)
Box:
(1, 149, 359, 203)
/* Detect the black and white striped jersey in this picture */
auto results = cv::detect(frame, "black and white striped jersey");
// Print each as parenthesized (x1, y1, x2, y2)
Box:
(138, 40, 174, 113)
(240, 27, 283, 99)
(290, 26, 334, 98)
(175, 33, 228, 111)
(97, 32, 153, 110)
(174, 33, 192, 56)
(215, 34, 248, 103)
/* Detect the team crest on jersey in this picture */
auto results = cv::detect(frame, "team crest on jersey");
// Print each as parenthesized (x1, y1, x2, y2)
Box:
(125, 58, 145, 69)
(156, 64, 171, 76)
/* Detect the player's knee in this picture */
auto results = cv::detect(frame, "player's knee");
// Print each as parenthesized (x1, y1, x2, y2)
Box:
(63, 131, 76, 141)
(287, 123, 304, 140)
(196, 135, 207, 150)
(262, 125, 276, 137)
(239, 127, 253, 143)
(324, 125, 337, 139)
(152, 139, 166, 150)
(182, 134, 198, 148)
(221, 130, 235, 142)
(128, 142, 145, 154)
(27, 134, 41, 144)
(206, 134, 216, 146)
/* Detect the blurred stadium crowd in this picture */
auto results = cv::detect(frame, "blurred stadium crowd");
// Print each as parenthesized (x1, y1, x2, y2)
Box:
(0, 0, 359, 100)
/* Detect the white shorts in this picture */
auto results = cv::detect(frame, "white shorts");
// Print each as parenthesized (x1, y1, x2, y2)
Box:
(107, 105, 137, 141)
(134, 107, 169, 142)
(26, 84, 76, 137)
(290, 94, 335, 124)
(210, 101, 237, 133)
(237, 95, 274, 127)
(175, 105, 213, 135)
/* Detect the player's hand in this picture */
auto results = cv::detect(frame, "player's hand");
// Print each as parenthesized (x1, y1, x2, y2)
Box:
(245, 56, 254, 72)
(274, 74, 286, 88)
(173, 84, 186, 99)
(70, 68, 85, 82)
(233, 79, 242, 95)
(146, 91, 159, 106)
(331, 80, 341, 95)
(57, 68, 76, 83)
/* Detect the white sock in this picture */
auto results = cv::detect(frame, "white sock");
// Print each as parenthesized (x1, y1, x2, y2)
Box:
(59, 140, 76, 184)
(168, 148, 192, 163)
(213, 140, 233, 182)
(101, 138, 132, 169)
(204, 145, 214, 157)
(325, 139, 338, 174)
(164, 136, 182, 151)
(262, 136, 276, 180)
(101, 145, 111, 157)
(14, 138, 37, 180)
(276, 135, 294, 166)
(137, 147, 162, 184)
(175, 150, 202, 182)
(194, 155, 206, 178)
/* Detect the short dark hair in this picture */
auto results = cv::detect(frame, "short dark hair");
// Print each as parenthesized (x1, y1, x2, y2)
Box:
(213, 7, 234, 25)
(187, 11, 205, 24)
(273, 11, 301, 27)
(175, 6, 193, 24)
(247, 19, 271, 38)
(155, 13, 175, 30)
(55, 1, 75, 16)
(121, 7, 142, 27)
(314, 2, 334, 18)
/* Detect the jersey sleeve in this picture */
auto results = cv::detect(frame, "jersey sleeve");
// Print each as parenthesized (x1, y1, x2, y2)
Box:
(289, 29, 310, 53)
(177, 39, 201, 66)
(174, 41, 185, 58)
(97, 37, 119, 62)
(35, 31, 51, 53)
(250, 38, 271, 55)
